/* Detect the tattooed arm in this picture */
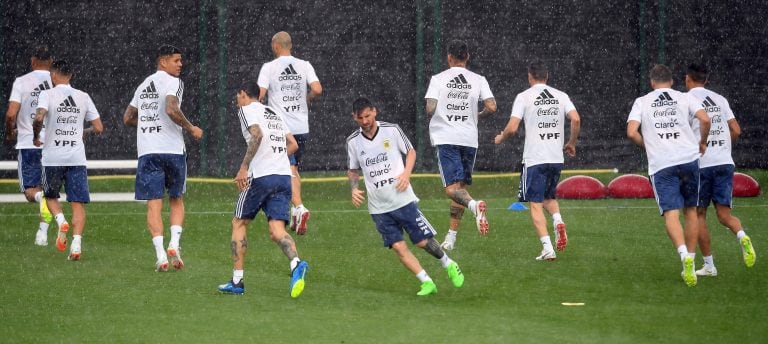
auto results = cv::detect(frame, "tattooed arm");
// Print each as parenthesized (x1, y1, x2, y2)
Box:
(32, 108, 47, 147)
(425, 98, 437, 118)
(123, 105, 138, 127)
(235, 124, 263, 192)
(165, 95, 203, 140)
(347, 169, 365, 207)
(479, 97, 497, 118)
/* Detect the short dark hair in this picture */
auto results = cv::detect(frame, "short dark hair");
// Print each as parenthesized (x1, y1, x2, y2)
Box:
(238, 80, 260, 98)
(51, 60, 73, 76)
(157, 44, 182, 59)
(32, 46, 52, 60)
(528, 61, 548, 81)
(649, 64, 673, 83)
(447, 40, 469, 61)
(352, 97, 374, 115)
(686, 63, 709, 83)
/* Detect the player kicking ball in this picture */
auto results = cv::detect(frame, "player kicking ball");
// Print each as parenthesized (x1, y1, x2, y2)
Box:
(347, 97, 464, 296)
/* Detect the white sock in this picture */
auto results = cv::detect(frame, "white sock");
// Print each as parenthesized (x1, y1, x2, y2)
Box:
(703, 255, 714, 266)
(152, 236, 166, 261)
(38, 222, 49, 233)
(552, 213, 563, 224)
(72, 235, 82, 251)
(233, 269, 244, 284)
(416, 270, 431, 283)
(55, 213, 66, 227)
(169, 225, 182, 248)
(676, 245, 688, 261)
(34, 191, 43, 203)
(467, 200, 477, 216)
(540, 236, 554, 252)
(736, 230, 746, 240)
(439, 253, 452, 268)
(290, 257, 300, 271)
(689, 252, 696, 260)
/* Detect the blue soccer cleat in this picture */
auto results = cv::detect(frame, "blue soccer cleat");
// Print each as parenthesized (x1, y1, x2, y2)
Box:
(290, 261, 309, 298)
(218, 280, 245, 295)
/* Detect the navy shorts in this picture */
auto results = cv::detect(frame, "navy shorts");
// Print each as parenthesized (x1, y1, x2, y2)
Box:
(234, 175, 292, 221)
(42, 165, 90, 203)
(370, 202, 436, 248)
(437, 144, 477, 187)
(699, 164, 734, 208)
(288, 134, 308, 167)
(135, 154, 187, 200)
(17, 149, 43, 192)
(650, 160, 700, 215)
(519, 163, 563, 203)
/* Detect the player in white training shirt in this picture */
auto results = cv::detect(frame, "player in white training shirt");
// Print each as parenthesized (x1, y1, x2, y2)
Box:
(685, 63, 755, 275)
(494, 61, 581, 261)
(626, 64, 710, 287)
(257, 31, 323, 235)
(32, 60, 103, 260)
(123, 45, 204, 272)
(218, 80, 308, 298)
(4, 46, 54, 245)
(347, 97, 464, 296)
(425, 40, 496, 251)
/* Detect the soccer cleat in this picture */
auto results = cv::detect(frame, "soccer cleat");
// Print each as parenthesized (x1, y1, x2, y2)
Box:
(475, 200, 489, 235)
(68, 248, 81, 261)
(55, 222, 69, 252)
(167, 247, 184, 270)
(695, 265, 717, 277)
(555, 221, 568, 252)
(218, 280, 245, 295)
(446, 262, 465, 288)
(682, 255, 697, 287)
(290, 261, 309, 298)
(416, 280, 437, 296)
(155, 259, 169, 272)
(535, 249, 556, 261)
(295, 207, 310, 235)
(34, 231, 48, 246)
(740, 236, 756, 268)
(441, 235, 456, 251)
(39, 198, 53, 224)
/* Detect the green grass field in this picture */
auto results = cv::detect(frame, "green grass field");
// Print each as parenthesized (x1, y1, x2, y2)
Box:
(1, 171, 766, 343)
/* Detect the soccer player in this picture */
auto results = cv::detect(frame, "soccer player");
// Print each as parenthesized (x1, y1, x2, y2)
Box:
(425, 40, 496, 251)
(257, 31, 322, 235)
(347, 97, 464, 296)
(494, 61, 581, 261)
(685, 63, 756, 275)
(32, 60, 103, 260)
(217, 81, 309, 298)
(4, 46, 55, 245)
(123, 45, 204, 272)
(626, 64, 711, 287)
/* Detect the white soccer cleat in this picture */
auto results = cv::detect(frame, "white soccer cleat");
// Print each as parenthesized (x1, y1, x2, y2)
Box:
(554, 221, 568, 252)
(155, 259, 169, 272)
(167, 247, 184, 270)
(474, 200, 489, 235)
(695, 265, 717, 277)
(441, 235, 456, 251)
(34, 231, 48, 246)
(535, 249, 556, 261)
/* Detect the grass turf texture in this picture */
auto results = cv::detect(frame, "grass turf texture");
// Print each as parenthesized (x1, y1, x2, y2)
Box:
(1, 171, 766, 343)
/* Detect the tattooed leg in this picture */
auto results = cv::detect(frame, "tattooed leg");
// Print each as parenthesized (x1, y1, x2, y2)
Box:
(231, 218, 249, 269)
(449, 202, 465, 230)
(445, 184, 472, 207)
(276, 235, 298, 261)
(420, 238, 445, 259)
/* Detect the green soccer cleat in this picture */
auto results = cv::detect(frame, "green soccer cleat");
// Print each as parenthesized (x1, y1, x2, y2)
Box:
(40, 198, 53, 224)
(416, 280, 437, 296)
(741, 236, 756, 268)
(446, 262, 464, 288)
(682, 255, 697, 287)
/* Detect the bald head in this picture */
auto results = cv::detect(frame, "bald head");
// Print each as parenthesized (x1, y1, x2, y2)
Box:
(272, 31, 293, 53)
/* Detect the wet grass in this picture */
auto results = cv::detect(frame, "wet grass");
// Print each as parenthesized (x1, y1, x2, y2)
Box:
(0, 171, 766, 343)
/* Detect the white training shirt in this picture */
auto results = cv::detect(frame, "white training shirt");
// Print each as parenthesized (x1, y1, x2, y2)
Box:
(257, 56, 319, 135)
(37, 84, 100, 166)
(347, 121, 418, 214)
(688, 87, 735, 168)
(425, 67, 494, 148)
(238, 102, 292, 179)
(8, 70, 52, 149)
(129, 71, 185, 157)
(627, 88, 703, 175)
(511, 84, 576, 167)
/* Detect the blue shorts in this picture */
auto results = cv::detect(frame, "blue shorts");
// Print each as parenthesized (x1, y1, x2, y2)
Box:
(699, 164, 734, 208)
(42, 165, 90, 203)
(437, 144, 477, 187)
(370, 202, 436, 248)
(288, 134, 308, 167)
(17, 149, 43, 192)
(135, 154, 187, 200)
(650, 160, 700, 215)
(519, 163, 563, 203)
(234, 175, 292, 221)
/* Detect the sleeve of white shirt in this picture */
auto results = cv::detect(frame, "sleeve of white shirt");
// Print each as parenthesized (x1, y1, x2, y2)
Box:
(305, 62, 319, 84)
(394, 125, 413, 154)
(687, 93, 704, 116)
(627, 99, 643, 123)
(8, 79, 22, 103)
(479, 76, 494, 100)
(347, 140, 360, 170)
(510, 94, 525, 119)
(257, 64, 270, 89)
(722, 98, 735, 121)
(424, 76, 438, 99)
(129, 86, 140, 108)
(37, 90, 50, 111)
(563, 94, 576, 114)
(166, 78, 183, 99)
(84, 94, 100, 121)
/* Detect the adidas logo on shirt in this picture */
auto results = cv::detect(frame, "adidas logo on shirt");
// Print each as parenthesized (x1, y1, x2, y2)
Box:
(56, 95, 80, 113)
(446, 74, 472, 89)
(31, 81, 51, 96)
(140, 81, 159, 99)
(702, 96, 721, 112)
(533, 89, 559, 105)
(651, 91, 677, 107)
(279, 64, 302, 81)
